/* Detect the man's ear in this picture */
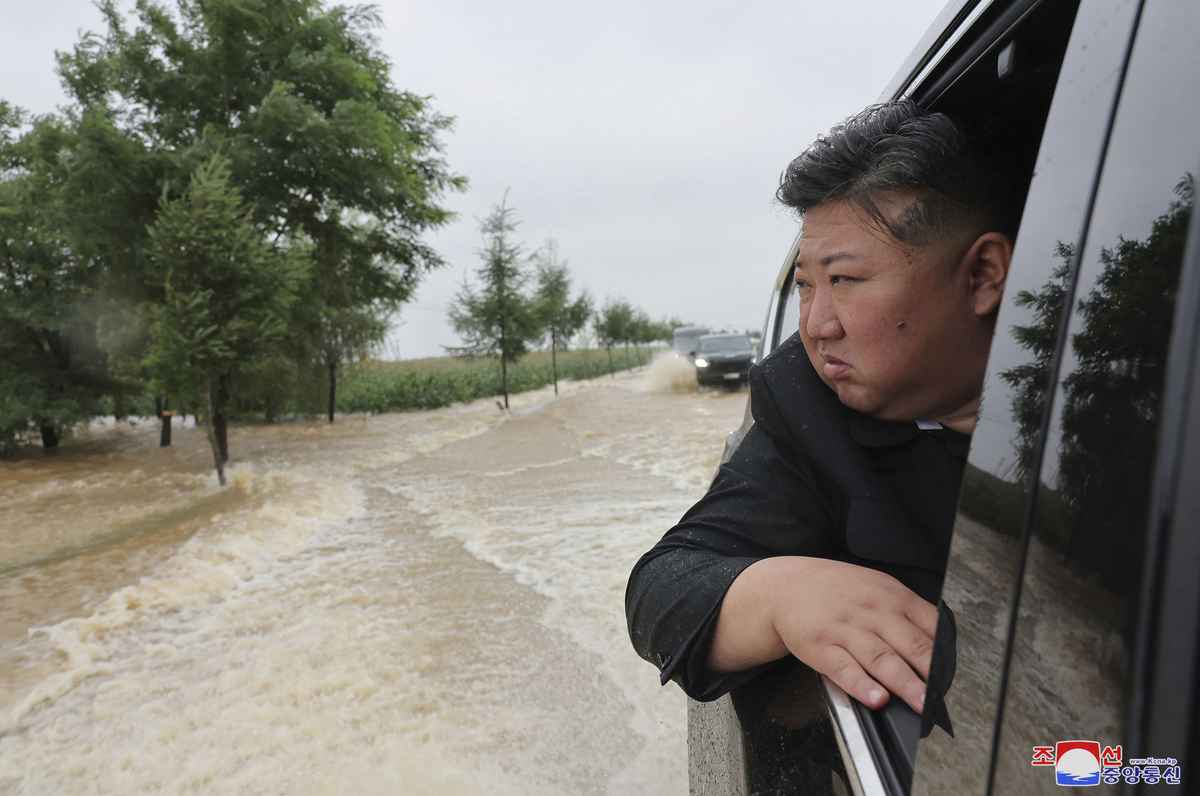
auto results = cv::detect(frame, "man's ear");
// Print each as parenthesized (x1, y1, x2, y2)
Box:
(962, 232, 1013, 317)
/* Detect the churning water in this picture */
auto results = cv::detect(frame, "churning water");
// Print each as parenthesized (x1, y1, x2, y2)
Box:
(0, 357, 747, 795)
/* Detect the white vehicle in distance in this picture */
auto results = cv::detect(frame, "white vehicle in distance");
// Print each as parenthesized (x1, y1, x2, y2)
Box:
(672, 326, 710, 360)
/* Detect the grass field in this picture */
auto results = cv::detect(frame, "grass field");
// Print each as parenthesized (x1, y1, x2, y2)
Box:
(337, 347, 654, 413)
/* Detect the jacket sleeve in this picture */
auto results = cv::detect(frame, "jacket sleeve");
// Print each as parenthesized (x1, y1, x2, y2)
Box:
(624, 368, 837, 701)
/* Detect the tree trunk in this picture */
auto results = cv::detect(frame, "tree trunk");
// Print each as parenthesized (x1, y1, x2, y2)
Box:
(39, 423, 59, 451)
(156, 396, 172, 447)
(205, 375, 226, 486)
(327, 359, 337, 424)
(501, 356, 509, 409)
(214, 374, 229, 464)
(551, 330, 559, 396)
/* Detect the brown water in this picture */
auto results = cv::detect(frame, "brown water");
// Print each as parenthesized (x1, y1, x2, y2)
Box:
(0, 355, 745, 795)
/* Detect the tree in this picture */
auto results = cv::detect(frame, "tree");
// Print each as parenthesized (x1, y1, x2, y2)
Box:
(627, 310, 673, 364)
(531, 239, 592, 395)
(448, 196, 540, 408)
(595, 299, 634, 377)
(143, 155, 306, 485)
(317, 305, 388, 423)
(0, 106, 123, 453)
(57, 0, 465, 423)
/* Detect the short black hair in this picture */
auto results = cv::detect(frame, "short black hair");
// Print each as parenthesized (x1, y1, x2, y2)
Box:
(776, 100, 1021, 244)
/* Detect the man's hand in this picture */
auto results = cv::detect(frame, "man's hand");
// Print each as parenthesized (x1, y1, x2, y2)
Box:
(707, 556, 937, 713)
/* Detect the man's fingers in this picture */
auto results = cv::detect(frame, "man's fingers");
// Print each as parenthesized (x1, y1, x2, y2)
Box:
(818, 646, 890, 710)
(844, 629, 926, 714)
(905, 596, 939, 639)
(873, 621, 934, 681)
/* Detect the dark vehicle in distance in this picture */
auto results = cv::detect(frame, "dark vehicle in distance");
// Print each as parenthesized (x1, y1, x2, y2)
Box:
(689, 0, 1200, 793)
(694, 334, 755, 387)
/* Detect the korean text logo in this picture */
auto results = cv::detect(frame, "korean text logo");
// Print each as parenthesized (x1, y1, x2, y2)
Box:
(1031, 741, 1182, 786)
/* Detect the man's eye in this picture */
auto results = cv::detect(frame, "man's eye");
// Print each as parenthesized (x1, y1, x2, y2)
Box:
(829, 275, 857, 286)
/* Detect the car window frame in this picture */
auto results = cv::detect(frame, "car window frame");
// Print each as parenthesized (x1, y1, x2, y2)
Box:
(765, 237, 801, 357)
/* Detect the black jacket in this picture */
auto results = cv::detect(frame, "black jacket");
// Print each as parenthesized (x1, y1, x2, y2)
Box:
(625, 333, 969, 702)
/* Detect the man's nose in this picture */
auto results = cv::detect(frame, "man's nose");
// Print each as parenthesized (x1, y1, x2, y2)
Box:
(804, 287, 843, 340)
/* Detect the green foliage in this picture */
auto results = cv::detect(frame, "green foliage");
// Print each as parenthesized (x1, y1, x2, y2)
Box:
(449, 197, 540, 359)
(0, 0, 465, 452)
(144, 155, 306, 391)
(530, 238, 592, 393)
(531, 239, 592, 347)
(448, 196, 542, 406)
(338, 348, 645, 414)
(0, 108, 121, 448)
(142, 155, 307, 479)
(629, 309, 674, 346)
(595, 299, 635, 349)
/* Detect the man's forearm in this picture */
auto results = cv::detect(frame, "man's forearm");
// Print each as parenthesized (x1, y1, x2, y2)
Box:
(706, 556, 803, 673)
(707, 555, 939, 714)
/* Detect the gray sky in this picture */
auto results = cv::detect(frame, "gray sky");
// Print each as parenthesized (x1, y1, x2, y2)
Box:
(4, 0, 948, 358)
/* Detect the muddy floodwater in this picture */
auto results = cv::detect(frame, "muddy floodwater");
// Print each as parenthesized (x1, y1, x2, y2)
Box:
(0, 356, 746, 795)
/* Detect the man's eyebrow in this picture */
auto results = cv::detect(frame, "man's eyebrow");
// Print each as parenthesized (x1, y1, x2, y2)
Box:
(793, 251, 861, 269)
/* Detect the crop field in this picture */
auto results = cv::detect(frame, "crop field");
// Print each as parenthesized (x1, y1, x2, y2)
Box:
(337, 347, 655, 413)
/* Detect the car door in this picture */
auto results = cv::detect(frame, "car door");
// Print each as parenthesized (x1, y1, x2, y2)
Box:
(908, 0, 1142, 792)
(969, 2, 1200, 792)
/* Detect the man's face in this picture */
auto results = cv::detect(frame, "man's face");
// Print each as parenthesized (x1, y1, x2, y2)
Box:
(792, 196, 995, 422)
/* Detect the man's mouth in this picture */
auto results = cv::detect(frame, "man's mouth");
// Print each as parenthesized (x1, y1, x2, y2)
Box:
(820, 353, 851, 380)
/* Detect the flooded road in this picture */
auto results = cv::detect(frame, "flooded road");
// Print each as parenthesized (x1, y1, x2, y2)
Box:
(0, 357, 747, 795)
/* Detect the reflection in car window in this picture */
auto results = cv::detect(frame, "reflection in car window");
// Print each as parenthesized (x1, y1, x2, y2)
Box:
(992, 4, 1200, 792)
(912, 2, 1140, 793)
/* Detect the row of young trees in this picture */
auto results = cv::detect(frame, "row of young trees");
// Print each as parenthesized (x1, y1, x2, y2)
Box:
(0, 0, 463, 482)
(449, 197, 679, 407)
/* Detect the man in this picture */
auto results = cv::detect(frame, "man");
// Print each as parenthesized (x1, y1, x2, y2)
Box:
(625, 101, 1019, 719)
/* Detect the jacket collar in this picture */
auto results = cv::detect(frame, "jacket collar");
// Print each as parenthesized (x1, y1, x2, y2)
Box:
(847, 412, 922, 448)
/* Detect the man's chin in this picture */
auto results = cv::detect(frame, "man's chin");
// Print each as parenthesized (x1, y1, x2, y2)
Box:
(829, 381, 881, 415)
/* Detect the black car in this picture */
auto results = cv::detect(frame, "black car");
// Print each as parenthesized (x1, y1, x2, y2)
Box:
(694, 334, 756, 387)
(690, 1, 1200, 793)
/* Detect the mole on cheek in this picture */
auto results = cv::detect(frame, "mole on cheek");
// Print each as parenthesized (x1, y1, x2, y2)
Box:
(895, 320, 907, 330)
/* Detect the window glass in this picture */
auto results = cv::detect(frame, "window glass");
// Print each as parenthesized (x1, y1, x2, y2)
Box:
(912, 2, 1139, 793)
(992, 4, 1200, 792)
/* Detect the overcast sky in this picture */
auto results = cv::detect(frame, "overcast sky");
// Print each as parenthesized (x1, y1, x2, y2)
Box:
(4, 0, 948, 358)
